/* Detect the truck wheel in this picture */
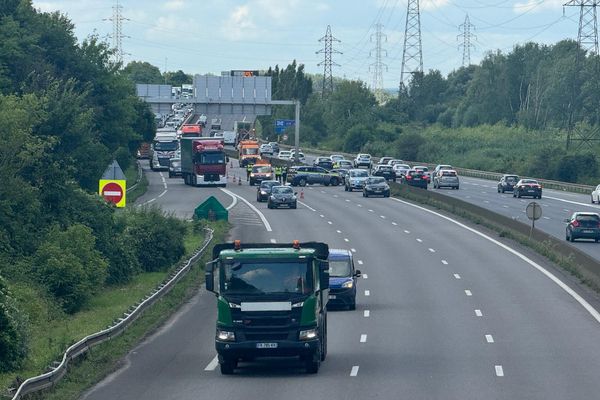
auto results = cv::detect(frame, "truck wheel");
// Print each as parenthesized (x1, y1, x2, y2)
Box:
(321, 312, 327, 361)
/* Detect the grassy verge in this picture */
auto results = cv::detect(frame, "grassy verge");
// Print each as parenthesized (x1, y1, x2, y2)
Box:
(390, 185, 600, 294)
(125, 161, 148, 205)
(0, 221, 227, 399)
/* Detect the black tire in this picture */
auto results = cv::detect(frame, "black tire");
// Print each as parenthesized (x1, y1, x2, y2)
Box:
(456, 186, 459, 190)
(349, 299, 356, 310)
(219, 360, 236, 375)
(592, 196, 595, 204)
(517, 191, 521, 198)
(267, 201, 273, 209)
(501, 187, 505, 193)
(292, 202, 297, 209)
(299, 178, 307, 187)
(566, 231, 569, 241)
(323, 181, 330, 187)
(320, 312, 327, 361)
(569, 231, 575, 242)
(513, 192, 516, 198)
(168, 172, 173, 178)
(306, 348, 321, 374)
(331, 177, 339, 186)
(595, 238, 599, 243)
(192, 174, 197, 187)
(345, 185, 348, 192)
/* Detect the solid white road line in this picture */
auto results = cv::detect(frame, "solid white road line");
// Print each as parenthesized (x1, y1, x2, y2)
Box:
(358, 260, 364, 265)
(485, 334, 495, 343)
(270, 239, 277, 243)
(495, 365, 504, 377)
(362, 274, 368, 279)
(360, 334, 367, 343)
(441, 260, 448, 265)
(158, 190, 167, 198)
(454, 274, 461, 279)
(350, 366, 360, 376)
(390, 197, 600, 324)
(475, 309, 483, 317)
(220, 188, 272, 232)
(365, 290, 370, 296)
(220, 189, 238, 210)
(204, 355, 219, 371)
(364, 310, 370, 317)
(298, 200, 316, 211)
(465, 290, 473, 296)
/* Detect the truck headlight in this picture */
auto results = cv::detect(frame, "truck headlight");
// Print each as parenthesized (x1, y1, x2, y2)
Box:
(292, 301, 304, 308)
(228, 302, 241, 309)
(216, 329, 236, 341)
(299, 328, 318, 341)
(342, 280, 354, 289)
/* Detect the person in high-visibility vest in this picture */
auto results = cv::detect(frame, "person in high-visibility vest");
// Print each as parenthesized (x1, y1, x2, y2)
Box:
(275, 166, 282, 183)
(246, 164, 253, 181)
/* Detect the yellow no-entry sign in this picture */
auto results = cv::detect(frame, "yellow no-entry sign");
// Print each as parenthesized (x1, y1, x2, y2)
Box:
(99, 180, 126, 208)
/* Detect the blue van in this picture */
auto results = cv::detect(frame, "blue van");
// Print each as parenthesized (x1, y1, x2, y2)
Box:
(328, 249, 361, 310)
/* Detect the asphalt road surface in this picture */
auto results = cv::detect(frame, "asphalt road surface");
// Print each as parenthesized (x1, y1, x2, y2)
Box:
(82, 162, 600, 400)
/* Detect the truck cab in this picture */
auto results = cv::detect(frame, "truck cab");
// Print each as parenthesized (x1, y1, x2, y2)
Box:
(206, 241, 330, 375)
(180, 137, 228, 186)
(150, 130, 178, 171)
(238, 140, 261, 167)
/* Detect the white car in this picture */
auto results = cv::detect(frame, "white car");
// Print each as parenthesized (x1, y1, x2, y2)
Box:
(290, 151, 305, 162)
(260, 144, 274, 155)
(278, 150, 292, 160)
(591, 184, 600, 203)
(387, 159, 404, 166)
(393, 163, 411, 177)
(330, 154, 345, 163)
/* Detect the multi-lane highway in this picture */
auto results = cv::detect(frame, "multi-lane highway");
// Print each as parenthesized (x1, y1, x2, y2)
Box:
(81, 160, 600, 400)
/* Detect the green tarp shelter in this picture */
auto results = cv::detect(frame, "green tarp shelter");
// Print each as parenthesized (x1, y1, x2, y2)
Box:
(194, 196, 228, 221)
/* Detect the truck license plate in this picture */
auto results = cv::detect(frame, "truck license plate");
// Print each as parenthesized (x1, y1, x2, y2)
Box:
(256, 343, 278, 349)
(583, 230, 594, 233)
(328, 294, 336, 299)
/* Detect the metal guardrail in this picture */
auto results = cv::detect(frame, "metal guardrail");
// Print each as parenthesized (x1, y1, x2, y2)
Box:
(278, 144, 595, 194)
(126, 160, 143, 193)
(9, 228, 214, 400)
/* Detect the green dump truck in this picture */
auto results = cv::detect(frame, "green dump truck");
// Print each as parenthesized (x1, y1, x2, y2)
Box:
(205, 241, 330, 374)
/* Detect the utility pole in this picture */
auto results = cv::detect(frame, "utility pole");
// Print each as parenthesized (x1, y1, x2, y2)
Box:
(316, 25, 342, 97)
(458, 14, 476, 67)
(564, 0, 600, 149)
(369, 23, 388, 102)
(107, 0, 129, 64)
(400, 0, 423, 91)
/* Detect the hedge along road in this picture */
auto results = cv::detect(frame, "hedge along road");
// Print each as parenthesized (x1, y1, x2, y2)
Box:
(82, 161, 600, 399)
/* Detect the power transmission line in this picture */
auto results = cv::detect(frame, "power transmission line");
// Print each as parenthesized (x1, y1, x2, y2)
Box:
(400, 0, 423, 90)
(316, 25, 342, 97)
(105, 0, 129, 64)
(458, 14, 476, 67)
(369, 23, 388, 100)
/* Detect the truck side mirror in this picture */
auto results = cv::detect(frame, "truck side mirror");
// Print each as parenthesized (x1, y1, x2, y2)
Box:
(205, 261, 216, 293)
(319, 261, 329, 290)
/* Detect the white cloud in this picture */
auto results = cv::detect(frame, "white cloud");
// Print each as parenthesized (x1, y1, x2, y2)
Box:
(421, 0, 450, 11)
(513, 0, 563, 13)
(221, 5, 258, 41)
(33, 1, 62, 13)
(163, 0, 186, 11)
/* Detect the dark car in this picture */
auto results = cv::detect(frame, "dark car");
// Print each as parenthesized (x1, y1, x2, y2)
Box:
(413, 165, 431, 184)
(314, 156, 334, 170)
(498, 174, 519, 193)
(403, 169, 428, 189)
(331, 168, 349, 184)
(287, 166, 341, 187)
(372, 164, 396, 181)
(256, 180, 280, 202)
(363, 176, 390, 197)
(513, 179, 542, 199)
(433, 169, 459, 189)
(328, 249, 361, 310)
(168, 157, 181, 178)
(267, 185, 298, 209)
(565, 212, 600, 242)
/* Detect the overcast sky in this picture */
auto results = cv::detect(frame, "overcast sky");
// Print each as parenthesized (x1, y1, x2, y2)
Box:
(33, 0, 584, 89)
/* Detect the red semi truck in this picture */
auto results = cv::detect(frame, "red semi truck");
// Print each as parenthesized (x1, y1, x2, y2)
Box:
(181, 137, 228, 186)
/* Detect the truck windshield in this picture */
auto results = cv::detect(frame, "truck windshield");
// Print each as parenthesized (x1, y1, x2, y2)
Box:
(221, 261, 313, 295)
(153, 141, 178, 151)
(253, 166, 271, 173)
(243, 148, 259, 155)
(197, 152, 225, 164)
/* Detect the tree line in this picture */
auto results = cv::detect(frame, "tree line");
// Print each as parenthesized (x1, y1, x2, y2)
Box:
(0, 1, 188, 373)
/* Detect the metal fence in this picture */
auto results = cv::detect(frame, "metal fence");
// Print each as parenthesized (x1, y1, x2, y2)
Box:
(9, 228, 214, 400)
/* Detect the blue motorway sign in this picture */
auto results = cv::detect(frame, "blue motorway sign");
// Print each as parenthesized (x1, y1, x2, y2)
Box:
(275, 119, 295, 134)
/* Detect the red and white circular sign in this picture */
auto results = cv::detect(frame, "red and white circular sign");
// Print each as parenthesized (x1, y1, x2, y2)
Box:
(101, 182, 123, 204)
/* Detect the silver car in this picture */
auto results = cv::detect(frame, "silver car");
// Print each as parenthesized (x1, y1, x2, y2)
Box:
(433, 169, 459, 189)
(345, 169, 370, 191)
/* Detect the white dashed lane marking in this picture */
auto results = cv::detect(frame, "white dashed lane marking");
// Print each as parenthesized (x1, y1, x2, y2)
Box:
(204, 355, 218, 371)
(360, 334, 367, 343)
(320, 214, 325, 218)
(404, 230, 410, 234)
(368, 209, 374, 213)
(344, 238, 350, 242)
(362, 274, 368, 279)
(364, 310, 370, 317)
(350, 366, 360, 377)
(495, 365, 504, 377)
(475, 309, 483, 317)
(485, 335, 495, 343)
(380, 215, 386, 219)
(351, 248, 356, 252)
(358, 260, 364, 265)
(428, 248, 435, 253)
(442, 260, 448, 265)
(336, 230, 342, 233)
(328, 221, 333, 225)
(454, 274, 461, 279)
(416, 238, 423, 243)
(392, 222, 398, 225)
(270, 239, 277, 243)
(365, 290, 370, 296)
(465, 290, 473, 296)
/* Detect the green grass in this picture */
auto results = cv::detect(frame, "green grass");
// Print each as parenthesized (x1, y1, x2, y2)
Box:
(0, 222, 223, 398)
(124, 161, 148, 206)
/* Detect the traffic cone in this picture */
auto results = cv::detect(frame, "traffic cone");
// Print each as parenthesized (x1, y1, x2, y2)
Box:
(300, 189, 304, 199)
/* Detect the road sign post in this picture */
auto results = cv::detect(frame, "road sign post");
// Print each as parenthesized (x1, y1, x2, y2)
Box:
(526, 201, 542, 238)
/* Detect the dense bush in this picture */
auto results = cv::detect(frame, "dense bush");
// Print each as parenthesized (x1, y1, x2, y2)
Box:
(0, 276, 28, 372)
(33, 225, 108, 314)
(123, 208, 187, 272)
